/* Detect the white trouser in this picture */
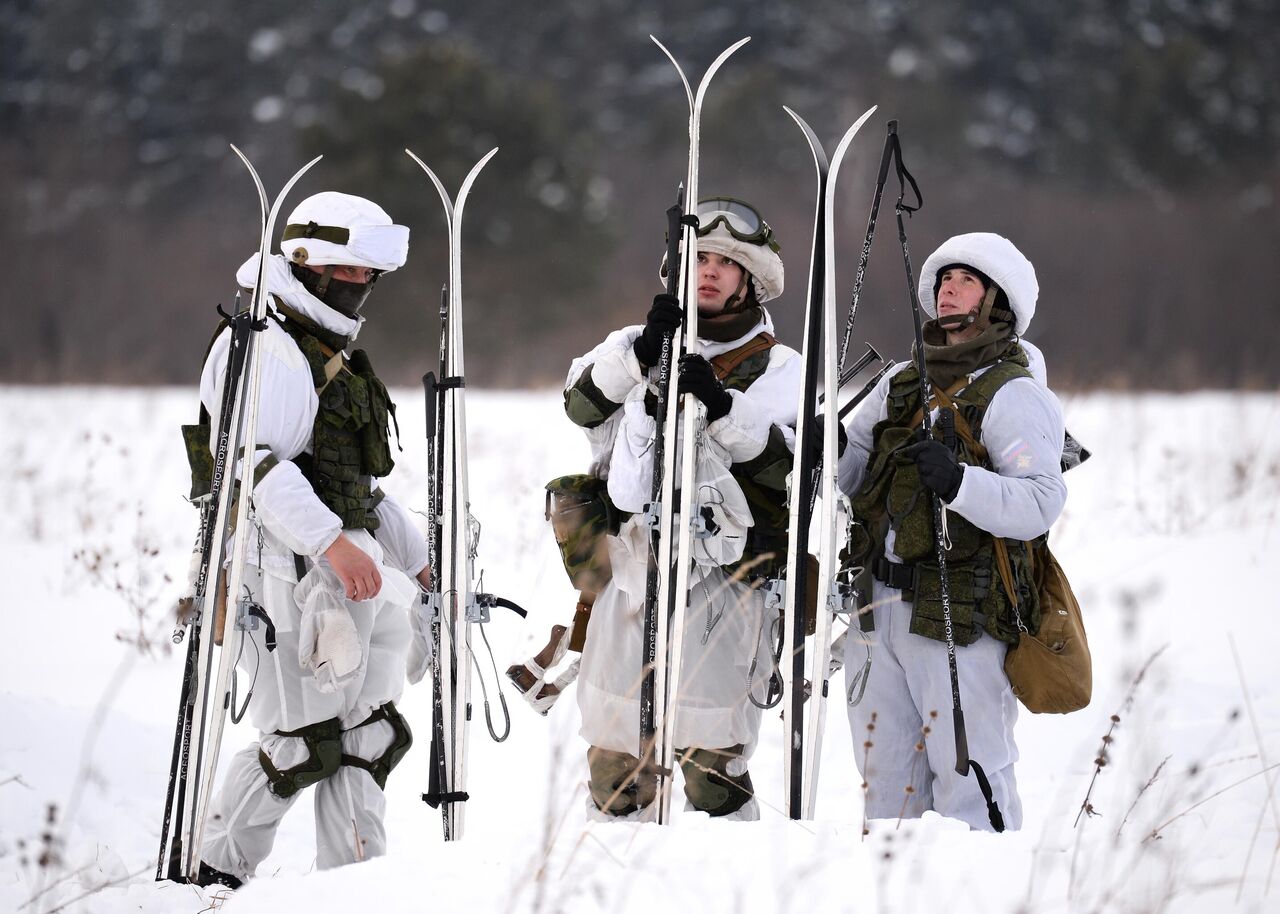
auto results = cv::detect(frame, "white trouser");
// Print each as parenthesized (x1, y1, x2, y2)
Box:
(576, 562, 775, 758)
(201, 720, 397, 876)
(844, 579, 1022, 831)
(201, 531, 416, 878)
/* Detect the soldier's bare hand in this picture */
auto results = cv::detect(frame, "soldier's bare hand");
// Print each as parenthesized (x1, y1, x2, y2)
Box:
(324, 534, 383, 601)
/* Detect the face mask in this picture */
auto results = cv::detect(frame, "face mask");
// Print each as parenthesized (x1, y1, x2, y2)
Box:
(290, 263, 378, 318)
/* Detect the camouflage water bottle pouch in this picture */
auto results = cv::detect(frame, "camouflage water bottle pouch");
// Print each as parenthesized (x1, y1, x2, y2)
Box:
(544, 474, 622, 595)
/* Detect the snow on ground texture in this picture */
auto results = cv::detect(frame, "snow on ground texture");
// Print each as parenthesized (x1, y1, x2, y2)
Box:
(1, 386, 1278, 914)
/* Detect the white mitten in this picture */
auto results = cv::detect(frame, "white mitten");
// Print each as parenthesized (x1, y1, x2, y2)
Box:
(295, 565, 364, 693)
(406, 590, 435, 685)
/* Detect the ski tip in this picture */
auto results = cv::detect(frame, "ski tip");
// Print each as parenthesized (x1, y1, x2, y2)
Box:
(887, 119, 899, 134)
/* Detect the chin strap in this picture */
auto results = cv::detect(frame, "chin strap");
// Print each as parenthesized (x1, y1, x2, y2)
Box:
(721, 273, 751, 314)
(937, 285, 999, 332)
(314, 264, 336, 298)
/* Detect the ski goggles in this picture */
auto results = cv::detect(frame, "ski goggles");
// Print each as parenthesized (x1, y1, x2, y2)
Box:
(696, 197, 779, 252)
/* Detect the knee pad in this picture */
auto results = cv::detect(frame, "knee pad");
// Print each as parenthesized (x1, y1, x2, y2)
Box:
(586, 746, 653, 816)
(679, 746, 754, 818)
(340, 702, 413, 790)
(259, 717, 343, 799)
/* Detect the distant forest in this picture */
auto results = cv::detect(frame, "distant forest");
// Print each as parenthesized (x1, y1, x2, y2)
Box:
(3, 0, 1277, 389)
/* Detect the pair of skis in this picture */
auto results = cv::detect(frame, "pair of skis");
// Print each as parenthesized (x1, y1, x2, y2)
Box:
(408, 147, 526, 841)
(778, 108, 886, 820)
(158, 146, 518, 882)
(638, 38, 890, 823)
(638, 36, 752, 824)
(157, 148, 321, 883)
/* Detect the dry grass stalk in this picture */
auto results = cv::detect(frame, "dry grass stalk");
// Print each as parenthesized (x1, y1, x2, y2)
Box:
(1074, 644, 1168, 828)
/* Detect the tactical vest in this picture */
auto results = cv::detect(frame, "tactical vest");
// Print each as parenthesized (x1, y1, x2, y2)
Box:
(848, 353, 1042, 646)
(714, 334, 791, 578)
(182, 304, 397, 532)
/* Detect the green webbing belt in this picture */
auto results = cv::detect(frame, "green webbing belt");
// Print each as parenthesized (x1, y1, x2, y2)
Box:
(282, 222, 351, 245)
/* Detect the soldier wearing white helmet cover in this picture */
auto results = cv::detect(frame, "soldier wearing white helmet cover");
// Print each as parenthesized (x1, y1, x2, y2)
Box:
(835, 232, 1067, 831)
(186, 192, 433, 886)
(558, 197, 801, 820)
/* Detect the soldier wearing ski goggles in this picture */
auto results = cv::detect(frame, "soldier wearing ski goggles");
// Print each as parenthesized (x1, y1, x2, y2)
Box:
(553, 196, 802, 821)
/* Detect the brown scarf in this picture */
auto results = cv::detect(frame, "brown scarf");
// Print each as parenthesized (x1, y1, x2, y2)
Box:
(699, 305, 765, 343)
(915, 319, 1021, 390)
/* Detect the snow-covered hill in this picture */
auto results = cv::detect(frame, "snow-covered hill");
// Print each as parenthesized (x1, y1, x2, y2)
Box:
(2, 386, 1277, 913)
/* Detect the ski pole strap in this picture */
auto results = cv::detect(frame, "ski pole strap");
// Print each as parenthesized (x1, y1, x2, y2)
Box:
(246, 603, 277, 652)
(488, 596, 529, 618)
(891, 129, 923, 214)
(437, 376, 465, 389)
(966, 759, 1006, 832)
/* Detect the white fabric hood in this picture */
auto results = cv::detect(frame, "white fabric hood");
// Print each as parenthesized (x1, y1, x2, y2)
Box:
(918, 232, 1039, 334)
(236, 253, 364, 341)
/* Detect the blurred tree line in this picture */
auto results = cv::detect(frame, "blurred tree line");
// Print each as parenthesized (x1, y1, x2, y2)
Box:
(2, 0, 1277, 389)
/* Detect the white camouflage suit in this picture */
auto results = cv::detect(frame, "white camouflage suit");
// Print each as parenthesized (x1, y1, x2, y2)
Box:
(836, 233, 1066, 831)
(568, 310, 800, 812)
(199, 252, 431, 878)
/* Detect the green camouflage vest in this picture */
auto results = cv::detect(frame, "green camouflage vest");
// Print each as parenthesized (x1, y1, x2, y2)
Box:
(182, 305, 396, 532)
(848, 351, 1042, 646)
(718, 342, 791, 578)
(274, 309, 396, 531)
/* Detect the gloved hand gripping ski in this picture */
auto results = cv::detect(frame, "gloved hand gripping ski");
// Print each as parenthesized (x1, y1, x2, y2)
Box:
(677, 354, 733, 423)
(634, 293, 684, 369)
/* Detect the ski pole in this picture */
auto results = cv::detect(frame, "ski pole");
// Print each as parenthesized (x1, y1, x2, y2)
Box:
(639, 184, 683, 802)
(837, 118, 898, 372)
(891, 123, 1004, 832)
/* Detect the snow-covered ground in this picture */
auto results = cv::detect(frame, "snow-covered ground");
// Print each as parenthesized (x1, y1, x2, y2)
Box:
(2, 385, 1278, 913)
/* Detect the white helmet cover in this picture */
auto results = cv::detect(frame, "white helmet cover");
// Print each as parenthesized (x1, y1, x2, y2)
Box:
(918, 232, 1038, 334)
(659, 222, 785, 304)
(281, 192, 410, 273)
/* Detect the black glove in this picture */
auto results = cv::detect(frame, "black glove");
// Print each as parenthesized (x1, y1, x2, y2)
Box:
(904, 438, 964, 503)
(633, 293, 683, 369)
(805, 415, 850, 467)
(677, 354, 733, 423)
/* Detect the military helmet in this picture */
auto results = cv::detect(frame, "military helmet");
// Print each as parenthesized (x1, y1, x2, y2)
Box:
(918, 232, 1038, 333)
(660, 197, 784, 304)
(281, 192, 410, 273)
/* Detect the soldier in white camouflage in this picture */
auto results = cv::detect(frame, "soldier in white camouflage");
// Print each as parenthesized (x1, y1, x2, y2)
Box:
(836, 232, 1067, 831)
(560, 197, 803, 820)
(185, 192, 434, 886)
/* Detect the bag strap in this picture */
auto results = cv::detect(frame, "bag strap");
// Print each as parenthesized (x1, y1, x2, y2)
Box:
(272, 300, 348, 394)
(934, 384, 989, 462)
(904, 376, 967, 433)
(709, 331, 776, 381)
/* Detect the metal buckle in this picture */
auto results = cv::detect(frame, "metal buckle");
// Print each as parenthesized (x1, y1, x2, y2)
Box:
(761, 578, 786, 611)
(468, 593, 494, 624)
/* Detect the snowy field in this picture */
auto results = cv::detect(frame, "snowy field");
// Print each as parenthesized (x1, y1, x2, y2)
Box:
(2, 385, 1279, 914)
